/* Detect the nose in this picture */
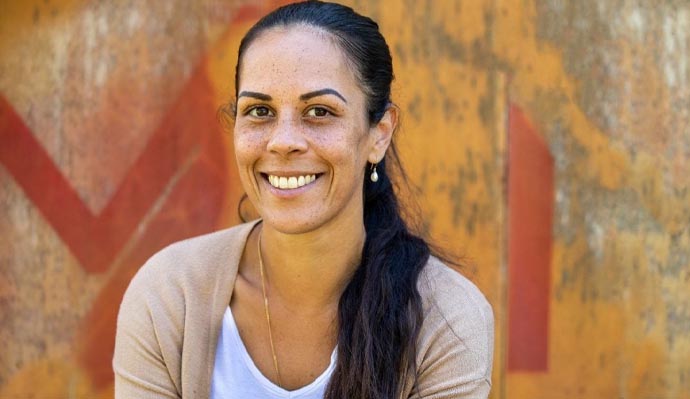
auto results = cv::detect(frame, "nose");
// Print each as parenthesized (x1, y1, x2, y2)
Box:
(266, 115, 308, 157)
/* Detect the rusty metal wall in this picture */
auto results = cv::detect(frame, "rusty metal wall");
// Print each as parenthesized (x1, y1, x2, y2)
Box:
(495, 1, 690, 397)
(1, 1, 688, 398)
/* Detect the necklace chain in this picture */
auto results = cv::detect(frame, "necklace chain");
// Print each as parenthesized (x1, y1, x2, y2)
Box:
(257, 232, 283, 388)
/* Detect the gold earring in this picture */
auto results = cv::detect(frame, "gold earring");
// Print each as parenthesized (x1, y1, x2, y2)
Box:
(370, 163, 379, 182)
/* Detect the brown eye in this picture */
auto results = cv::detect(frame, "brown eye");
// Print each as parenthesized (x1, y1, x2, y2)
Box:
(306, 107, 330, 117)
(248, 106, 273, 118)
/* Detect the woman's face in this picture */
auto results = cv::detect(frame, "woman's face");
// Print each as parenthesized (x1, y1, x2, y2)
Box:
(234, 26, 387, 235)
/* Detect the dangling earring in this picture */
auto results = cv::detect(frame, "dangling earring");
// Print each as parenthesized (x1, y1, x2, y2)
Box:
(370, 163, 379, 182)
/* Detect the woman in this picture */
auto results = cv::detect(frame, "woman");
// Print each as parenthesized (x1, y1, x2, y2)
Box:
(113, 1, 493, 398)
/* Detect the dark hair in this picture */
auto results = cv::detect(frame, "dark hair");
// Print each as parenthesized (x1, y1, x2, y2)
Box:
(234, 2, 430, 398)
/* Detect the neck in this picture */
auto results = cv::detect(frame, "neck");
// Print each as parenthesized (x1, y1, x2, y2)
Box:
(256, 217, 365, 315)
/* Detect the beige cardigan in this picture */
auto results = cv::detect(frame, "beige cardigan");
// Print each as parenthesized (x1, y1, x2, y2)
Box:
(113, 221, 493, 398)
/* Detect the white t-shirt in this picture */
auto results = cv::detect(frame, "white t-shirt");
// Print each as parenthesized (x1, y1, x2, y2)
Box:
(211, 307, 336, 399)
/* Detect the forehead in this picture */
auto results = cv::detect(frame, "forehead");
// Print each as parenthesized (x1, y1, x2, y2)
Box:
(238, 25, 362, 97)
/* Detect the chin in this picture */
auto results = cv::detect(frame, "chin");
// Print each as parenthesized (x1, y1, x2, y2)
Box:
(256, 195, 364, 236)
(260, 214, 323, 235)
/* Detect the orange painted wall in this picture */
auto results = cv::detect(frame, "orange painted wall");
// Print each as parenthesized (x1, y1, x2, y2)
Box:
(495, 1, 690, 398)
(1, 1, 688, 398)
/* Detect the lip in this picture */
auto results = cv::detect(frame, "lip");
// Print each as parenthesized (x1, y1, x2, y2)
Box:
(261, 170, 324, 177)
(259, 171, 325, 198)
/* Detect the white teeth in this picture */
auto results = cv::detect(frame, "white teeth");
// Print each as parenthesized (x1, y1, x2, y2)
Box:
(267, 174, 317, 189)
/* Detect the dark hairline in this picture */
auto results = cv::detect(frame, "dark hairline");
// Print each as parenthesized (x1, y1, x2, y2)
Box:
(235, 23, 373, 107)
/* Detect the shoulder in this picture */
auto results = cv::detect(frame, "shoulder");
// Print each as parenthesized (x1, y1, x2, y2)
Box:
(124, 221, 257, 302)
(415, 256, 494, 382)
(113, 221, 259, 395)
(117, 220, 258, 340)
(418, 256, 494, 334)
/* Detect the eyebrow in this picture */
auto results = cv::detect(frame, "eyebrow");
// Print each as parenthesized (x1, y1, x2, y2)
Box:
(299, 88, 348, 103)
(237, 88, 348, 104)
(237, 91, 272, 101)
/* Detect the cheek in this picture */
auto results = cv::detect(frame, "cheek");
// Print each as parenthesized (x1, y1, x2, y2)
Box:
(308, 121, 370, 157)
(233, 130, 264, 164)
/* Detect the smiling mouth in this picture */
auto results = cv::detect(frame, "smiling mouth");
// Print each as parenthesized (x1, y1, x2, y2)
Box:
(264, 173, 322, 189)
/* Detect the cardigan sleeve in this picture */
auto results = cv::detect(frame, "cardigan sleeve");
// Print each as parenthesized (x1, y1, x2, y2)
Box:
(113, 256, 182, 399)
(407, 260, 495, 398)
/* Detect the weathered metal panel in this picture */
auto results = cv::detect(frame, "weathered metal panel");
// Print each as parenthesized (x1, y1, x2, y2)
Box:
(496, 0, 690, 397)
(1, 0, 689, 398)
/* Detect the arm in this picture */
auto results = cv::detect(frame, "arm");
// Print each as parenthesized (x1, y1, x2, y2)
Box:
(410, 310, 493, 399)
(112, 264, 181, 398)
(407, 264, 495, 398)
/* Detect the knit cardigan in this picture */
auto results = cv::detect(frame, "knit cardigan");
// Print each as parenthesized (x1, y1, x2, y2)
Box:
(113, 221, 494, 398)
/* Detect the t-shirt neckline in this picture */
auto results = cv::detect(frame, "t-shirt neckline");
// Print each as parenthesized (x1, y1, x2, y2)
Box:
(223, 306, 337, 397)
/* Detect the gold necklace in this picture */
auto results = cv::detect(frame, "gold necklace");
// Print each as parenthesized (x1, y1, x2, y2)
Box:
(257, 232, 283, 388)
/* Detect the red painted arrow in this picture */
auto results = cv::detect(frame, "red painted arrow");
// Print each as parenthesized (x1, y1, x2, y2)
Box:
(0, 73, 201, 274)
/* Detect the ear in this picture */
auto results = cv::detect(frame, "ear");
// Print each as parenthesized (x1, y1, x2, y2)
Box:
(368, 104, 398, 164)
